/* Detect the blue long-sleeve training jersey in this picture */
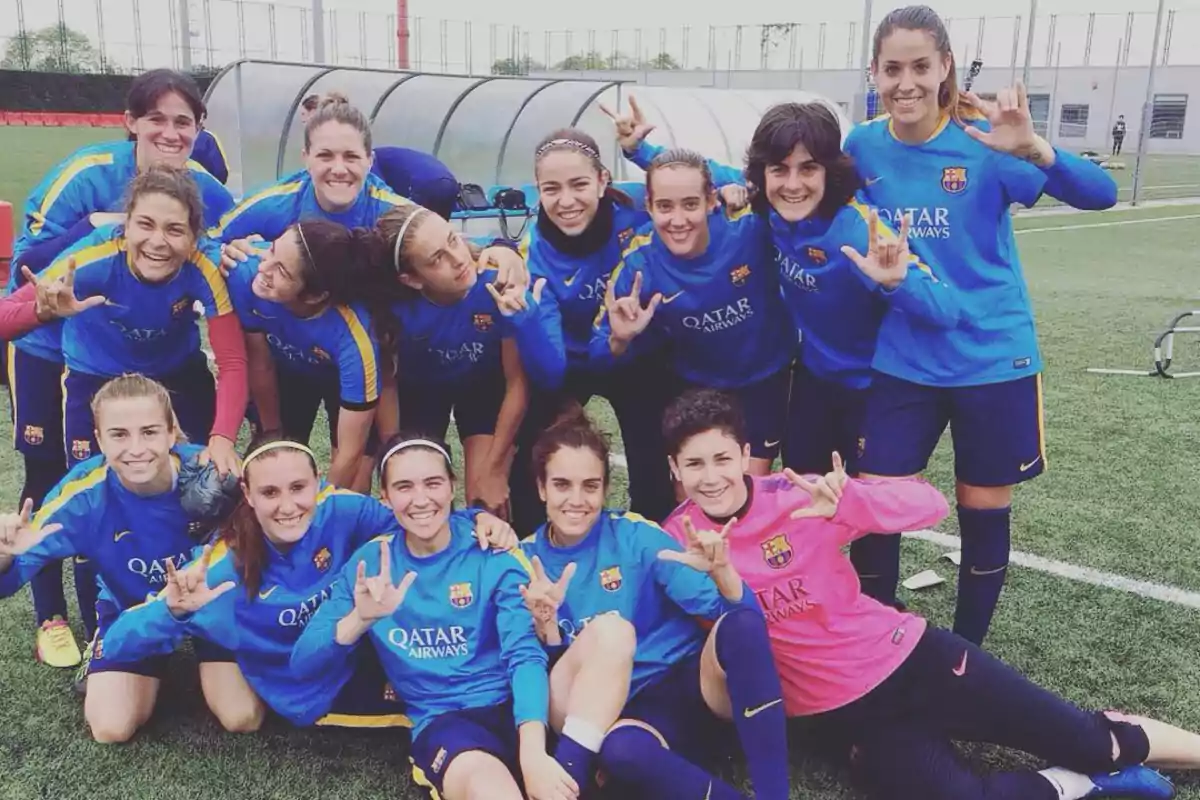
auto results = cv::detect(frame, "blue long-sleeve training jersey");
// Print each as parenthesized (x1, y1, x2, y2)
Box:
(393, 264, 566, 390)
(11, 141, 234, 290)
(226, 253, 382, 408)
(101, 488, 405, 725)
(844, 113, 1116, 387)
(191, 128, 230, 185)
(773, 199, 960, 389)
(0, 444, 209, 611)
(210, 169, 408, 243)
(291, 514, 548, 737)
(521, 511, 748, 698)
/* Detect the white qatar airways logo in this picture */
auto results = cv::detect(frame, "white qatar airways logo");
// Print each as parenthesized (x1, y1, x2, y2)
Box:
(388, 625, 470, 659)
(681, 297, 753, 333)
(877, 207, 952, 240)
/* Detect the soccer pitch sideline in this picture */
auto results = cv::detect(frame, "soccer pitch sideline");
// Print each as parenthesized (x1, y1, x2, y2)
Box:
(1, 125, 1200, 798)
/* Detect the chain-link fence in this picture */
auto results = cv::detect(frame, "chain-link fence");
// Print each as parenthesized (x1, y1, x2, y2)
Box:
(1, 0, 1197, 77)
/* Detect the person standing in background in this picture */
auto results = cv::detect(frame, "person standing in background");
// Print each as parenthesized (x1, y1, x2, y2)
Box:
(1112, 115, 1127, 156)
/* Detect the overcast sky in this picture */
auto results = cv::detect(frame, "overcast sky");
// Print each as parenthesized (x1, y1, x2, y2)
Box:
(4, 0, 1197, 71)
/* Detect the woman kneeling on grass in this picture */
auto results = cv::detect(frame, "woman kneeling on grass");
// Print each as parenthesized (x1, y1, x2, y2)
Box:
(292, 432, 576, 800)
(0, 375, 244, 743)
(98, 434, 517, 731)
(659, 387, 1200, 800)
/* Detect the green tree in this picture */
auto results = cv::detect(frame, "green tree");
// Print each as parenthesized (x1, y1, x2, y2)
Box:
(553, 51, 608, 71)
(0, 23, 104, 73)
(644, 52, 681, 70)
(491, 56, 545, 76)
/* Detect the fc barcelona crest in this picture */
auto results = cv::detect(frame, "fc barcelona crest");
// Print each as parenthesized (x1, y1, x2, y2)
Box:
(23, 425, 44, 445)
(761, 534, 794, 570)
(311, 346, 332, 362)
(171, 296, 193, 317)
(618, 227, 634, 246)
(473, 313, 494, 332)
(312, 547, 332, 572)
(600, 566, 623, 592)
(806, 247, 828, 266)
(941, 166, 968, 194)
(730, 265, 751, 286)
(71, 439, 92, 461)
(450, 582, 474, 608)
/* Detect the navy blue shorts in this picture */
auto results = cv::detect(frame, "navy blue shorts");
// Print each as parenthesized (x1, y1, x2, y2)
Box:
(275, 366, 341, 447)
(410, 702, 520, 796)
(399, 368, 506, 440)
(63, 355, 216, 467)
(856, 372, 1046, 487)
(88, 598, 235, 679)
(680, 367, 791, 461)
(784, 362, 868, 475)
(618, 653, 727, 765)
(6, 344, 64, 461)
(316, 644, 411, 728)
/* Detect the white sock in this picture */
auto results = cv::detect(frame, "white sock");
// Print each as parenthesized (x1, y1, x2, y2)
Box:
(561, 716, 605, 752)
(1038, 767, 1097, 800)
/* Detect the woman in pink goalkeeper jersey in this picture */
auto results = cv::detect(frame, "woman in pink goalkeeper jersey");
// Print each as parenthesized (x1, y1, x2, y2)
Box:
(660, 387, 1200, 800)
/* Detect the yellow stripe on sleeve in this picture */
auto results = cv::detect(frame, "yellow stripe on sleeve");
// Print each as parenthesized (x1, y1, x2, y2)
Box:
(39, 239, 123, 282)
(369, 186, 411, 207)
(335, 306, 379, 404)
(32, 464, 107, 529)
(726, 204, 754, 222)
(191, 250, 233, 315)
(210, 181, 303, 238)
(506, 547, 535, 577)
(30, 153, 116, 236)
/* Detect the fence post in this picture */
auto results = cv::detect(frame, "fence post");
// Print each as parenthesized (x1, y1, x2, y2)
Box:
(1022, 0, 1037, 86)
(312, 0, 325, 63)
(1130, 0, 1167, 207)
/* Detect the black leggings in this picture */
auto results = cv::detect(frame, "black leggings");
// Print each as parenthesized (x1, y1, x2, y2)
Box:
(812, 627, 1149, 800)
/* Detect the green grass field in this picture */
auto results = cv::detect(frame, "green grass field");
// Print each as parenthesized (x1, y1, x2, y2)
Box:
(1, 126, 1200, 799)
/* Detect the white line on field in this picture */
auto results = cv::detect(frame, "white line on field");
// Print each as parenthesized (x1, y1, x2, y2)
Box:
(606, 453, 1200, 610)
(1016, 213, 1200, 234)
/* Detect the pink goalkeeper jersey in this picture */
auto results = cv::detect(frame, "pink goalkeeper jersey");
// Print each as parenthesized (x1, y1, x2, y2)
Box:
(665, 474, 950, 717)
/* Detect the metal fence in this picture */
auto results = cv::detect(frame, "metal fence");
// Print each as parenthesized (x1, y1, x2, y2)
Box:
(0, 0, 1197, 76)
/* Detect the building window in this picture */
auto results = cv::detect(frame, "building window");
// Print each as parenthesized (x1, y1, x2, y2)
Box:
(1151, 94, 1187, 139)
(1059, 104, 1089, 138)
(1027, 93, 1051, 138)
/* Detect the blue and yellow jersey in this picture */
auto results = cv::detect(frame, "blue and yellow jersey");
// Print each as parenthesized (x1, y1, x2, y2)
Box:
(210, 169, 408, 243)
(191, 128, 230, 185)
(393, 266, 566, 390)
(55, 235, 230, 377)
(592, 209, 793, 389)
(11, 225, 123, 365)
(291, 514, 548, 737)
(0, 444, 208, 611)
(100, 488, 408, 726)
(522, 511, 746, 697)
(11, 141, 235, 288)
(520, 185, 650, 368)
(772, 199, 960, 389)
(844, 114, 1116, 387)
(226, 255, 381, 407)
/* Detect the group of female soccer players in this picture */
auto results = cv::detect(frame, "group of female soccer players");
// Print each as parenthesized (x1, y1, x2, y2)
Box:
(1, 4, 1199, 799)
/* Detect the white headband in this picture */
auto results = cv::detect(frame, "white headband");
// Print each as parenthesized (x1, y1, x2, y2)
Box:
(379, 438, 452, 475)
(392, 209, 427, 273)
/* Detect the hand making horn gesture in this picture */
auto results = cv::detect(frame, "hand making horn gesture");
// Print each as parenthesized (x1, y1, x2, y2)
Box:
(600, 95, 656, 152)
(783, 451, 850, 519)
(353, 538, 418, 624)
(960, 81, 1053, 164)
(520, 555, 576, 630)
(0, 498, 60, 559)
(604, 271, 660, 355)
(658, 516, 734, 573)
(841, 210, 912, 291)
(487, 277, 548, 317)
(479, 245, 530, 296)
(163, 544, 236, 619)
(27, 258, 107, 323)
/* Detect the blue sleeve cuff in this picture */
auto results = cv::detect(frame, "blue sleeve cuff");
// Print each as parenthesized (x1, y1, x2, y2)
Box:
(510, 660, 550, 727)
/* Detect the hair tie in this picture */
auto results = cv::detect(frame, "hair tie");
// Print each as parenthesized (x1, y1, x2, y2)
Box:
(379, 438, 453, 476)
(392, 209, 426, 273)
(535, 138, 602, 162)
(241, 441, 317, 479)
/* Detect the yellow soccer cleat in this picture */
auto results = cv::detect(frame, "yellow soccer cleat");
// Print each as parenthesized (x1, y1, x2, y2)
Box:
(35, 616, 82, 668)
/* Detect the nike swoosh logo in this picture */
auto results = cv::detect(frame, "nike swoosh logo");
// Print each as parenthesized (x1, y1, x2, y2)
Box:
(865, 176, 885, 186)
(1019, 455, 1042, 472)
(743, 698, 783, 718)
(661, 291, 684, 304)
(952, 650, 968, 677)
(258, 586, 278, 600)
(764, 440, 780, 449)
(114, 530, 133, 542)
(563, 270, 582, 287)
(969, 565, 1007, 576)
